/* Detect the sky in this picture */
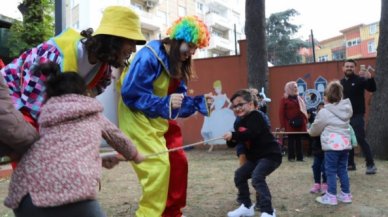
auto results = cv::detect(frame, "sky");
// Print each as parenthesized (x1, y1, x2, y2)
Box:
(0, 0, 23, 20)
(265, 0, 381, 40)
(0, 0, 382, 41)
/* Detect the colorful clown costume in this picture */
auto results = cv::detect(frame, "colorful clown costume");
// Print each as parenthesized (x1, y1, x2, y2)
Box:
(118, 40, 209, 217)
(0, 28, 111, 120)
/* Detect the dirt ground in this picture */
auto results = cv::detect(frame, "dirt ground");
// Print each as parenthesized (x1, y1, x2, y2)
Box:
(1, 146, 387, 217)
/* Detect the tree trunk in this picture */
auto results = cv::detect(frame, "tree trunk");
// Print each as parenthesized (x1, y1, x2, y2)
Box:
(245, 0, 268, 91)
(366, 0, 388, 160)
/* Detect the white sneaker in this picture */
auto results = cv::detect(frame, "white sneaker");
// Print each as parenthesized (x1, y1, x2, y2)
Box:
(227, 204, 255, 217)
(316, 192, 338, 205)
(260, 209, 276, 217)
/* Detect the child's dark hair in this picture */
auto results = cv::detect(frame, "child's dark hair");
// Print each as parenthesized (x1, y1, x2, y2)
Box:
(33, 61, 61, 77)
(324, 80, 343, 103)
(80, 28, 130, 68)
(36, 62, 87, 100)
(230, 89, 254, 103)
(248, 88, 259, 107)
(317, 101, 324, 109)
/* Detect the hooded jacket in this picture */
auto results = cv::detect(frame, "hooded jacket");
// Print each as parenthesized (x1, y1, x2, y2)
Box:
(308, 99, 353, 151)
(5, 94, 140, 209)
(0, 78, 39, 157)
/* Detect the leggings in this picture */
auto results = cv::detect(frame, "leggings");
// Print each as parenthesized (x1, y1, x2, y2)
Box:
(14, 194, 106, 217)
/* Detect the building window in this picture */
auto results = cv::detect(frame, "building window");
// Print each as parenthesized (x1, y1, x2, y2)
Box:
(178, 6, 186, 17)
(196, 2, 204, 14)
(332, 50, 345, 60)
(369, 23, 378, 34)
(71, 0, 80, 6)
(318, 55, 328, 62)
(143, 32, 152, 41)
(368, 41, 376, 53)
(72, 21, 79, 30)
(211, 28, 227, 39)
(157, 11, 168, 25)
(132, 3, 143, 11)
(346, 38, 361, 47)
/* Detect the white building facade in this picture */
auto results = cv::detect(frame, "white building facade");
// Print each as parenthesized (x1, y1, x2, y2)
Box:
(64, 0, 245, 124)
(65, 0, 246, 58)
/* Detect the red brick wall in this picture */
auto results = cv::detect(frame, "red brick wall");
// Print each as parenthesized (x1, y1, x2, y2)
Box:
(181, 41, 248, 144)
(181, 40, 376, 145)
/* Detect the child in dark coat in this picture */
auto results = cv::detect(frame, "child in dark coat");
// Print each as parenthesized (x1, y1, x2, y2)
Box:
(225, 89, 282, 217)
(309, 102, 327, 193)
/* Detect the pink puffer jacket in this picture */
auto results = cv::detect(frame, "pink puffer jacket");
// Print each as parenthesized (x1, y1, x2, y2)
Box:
(5, 94, 140, 209)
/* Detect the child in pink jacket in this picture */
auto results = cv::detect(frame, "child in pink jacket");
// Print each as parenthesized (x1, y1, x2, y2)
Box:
(308, 80, 353, 206)
(5, 62, 144, 217)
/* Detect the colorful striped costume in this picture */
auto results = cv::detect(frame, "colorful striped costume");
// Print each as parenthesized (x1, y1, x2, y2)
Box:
(0, 28, 111, 121)
(118, 40, 209, 217)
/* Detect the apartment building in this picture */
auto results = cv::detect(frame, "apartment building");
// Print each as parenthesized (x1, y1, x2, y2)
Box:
(65, 0, 245, 58)
(63, 0, 245, 125)
(313, 22, 379, 62)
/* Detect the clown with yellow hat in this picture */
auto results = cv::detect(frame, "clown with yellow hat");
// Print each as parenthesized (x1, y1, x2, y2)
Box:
(1, 5, 146, 216)
(118, 16, 211, 217)
(1, 5, 146, 121)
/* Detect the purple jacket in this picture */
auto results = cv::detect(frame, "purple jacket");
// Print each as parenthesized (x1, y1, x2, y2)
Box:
(5, 94, 140, 209)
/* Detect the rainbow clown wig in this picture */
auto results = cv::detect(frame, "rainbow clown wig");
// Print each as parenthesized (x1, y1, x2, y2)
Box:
(167, 16, 210, 48)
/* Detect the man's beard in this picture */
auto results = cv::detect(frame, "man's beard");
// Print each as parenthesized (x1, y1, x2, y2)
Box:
(345, 69, 354, 76)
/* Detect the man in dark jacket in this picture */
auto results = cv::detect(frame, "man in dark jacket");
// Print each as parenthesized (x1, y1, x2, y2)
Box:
(340, 59, 377, 175)
(0, 78, 39, 159)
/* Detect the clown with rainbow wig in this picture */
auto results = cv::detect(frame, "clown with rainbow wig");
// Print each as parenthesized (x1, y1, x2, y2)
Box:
(118, 16, 211, 217)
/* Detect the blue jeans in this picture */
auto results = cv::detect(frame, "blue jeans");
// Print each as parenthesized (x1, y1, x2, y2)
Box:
(325, 151, 350, 195)
(312, 153, 326, 183)
(348, 114, 375, 167)
(236, 143, 246, 156)
(234, 158, 281, 214)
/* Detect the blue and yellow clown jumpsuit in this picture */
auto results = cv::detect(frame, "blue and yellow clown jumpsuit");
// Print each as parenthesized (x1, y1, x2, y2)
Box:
(118, 40, 209, 217)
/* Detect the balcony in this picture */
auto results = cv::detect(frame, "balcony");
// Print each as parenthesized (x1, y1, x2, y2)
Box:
(208, 35, 233, 52)
(132, 7, 161, 31)
(140, 0, 159, 9)
(205, 12, 231, 31)
(207, 0, 229, 11)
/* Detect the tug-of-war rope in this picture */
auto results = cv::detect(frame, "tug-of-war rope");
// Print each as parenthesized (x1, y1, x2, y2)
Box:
(0, 131, 308, 164)
(99, 131, 308, 160)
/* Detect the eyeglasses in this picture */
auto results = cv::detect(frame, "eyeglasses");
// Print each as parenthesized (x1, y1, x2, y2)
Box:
(231, 102, 247, 110)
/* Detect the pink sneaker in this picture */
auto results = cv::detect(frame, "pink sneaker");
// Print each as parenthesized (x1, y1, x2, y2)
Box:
(310, 183, 321, 193)
(320, 183, 328, 193)
(316, 192, 338, 205)
(337, 191, 352, 203)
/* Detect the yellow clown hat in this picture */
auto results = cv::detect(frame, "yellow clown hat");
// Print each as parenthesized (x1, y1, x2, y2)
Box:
(94, 6, 146, 45)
